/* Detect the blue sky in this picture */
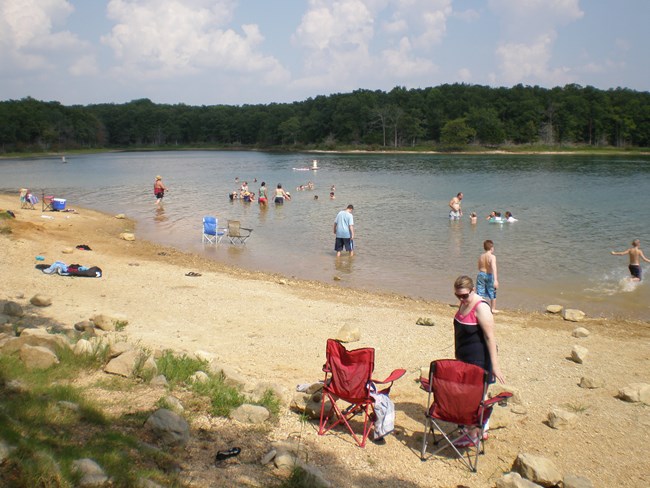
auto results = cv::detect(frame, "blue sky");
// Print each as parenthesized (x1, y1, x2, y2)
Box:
(0, 0, 648, 106)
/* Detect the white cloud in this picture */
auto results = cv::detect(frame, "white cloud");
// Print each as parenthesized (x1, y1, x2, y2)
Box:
(457, 68, 472, 81)
(0, 0, 93, 73)
(69, 55, 99, 76)
(453, 9, 480, 23)
(102, 0, 289, 84)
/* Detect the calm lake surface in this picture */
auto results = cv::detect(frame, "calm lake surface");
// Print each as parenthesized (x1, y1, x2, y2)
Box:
(2, 151, 649, 320)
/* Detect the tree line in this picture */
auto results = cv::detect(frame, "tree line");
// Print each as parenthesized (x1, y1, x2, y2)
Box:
(1, 83, 649, 153)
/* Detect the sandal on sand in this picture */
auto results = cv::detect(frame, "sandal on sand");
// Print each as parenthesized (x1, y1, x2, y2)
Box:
(185, 271, 202, 277)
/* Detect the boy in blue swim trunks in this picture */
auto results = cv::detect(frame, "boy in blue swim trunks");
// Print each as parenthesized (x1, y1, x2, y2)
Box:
(477, 240, 499, 313)
(611, 239, 650, 281)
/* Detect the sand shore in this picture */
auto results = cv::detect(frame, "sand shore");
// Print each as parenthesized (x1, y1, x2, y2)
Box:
(1, 194, 649, 487)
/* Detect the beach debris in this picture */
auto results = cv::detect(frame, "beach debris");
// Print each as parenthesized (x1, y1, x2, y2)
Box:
(185, 271, 201, 277)
(333, 275, 342, 281)
(579, 376, 605, 389)
(19, 344, 59, 370)
(29, 294, 52, 307)
(547, 407, 577, 430)
(119, 232, 135, 241)
(3, 301, 24, 317)
(215, 447, 241, 463)
(546, 304, 563, 314)
(230, 404, 270, 424)
(114, 213, 126, 219)
(513, 452, 563, 487)
(572, 327, 590, 338)
(562, 309, 585, 322)
(617, 383, 650, 404)
(416, 317, 436, 326)
(564, 473, 595, 488)
(277, 278, 288, 285)
(71, 458, 110, 487)
(144, 408, 190, 447)
(335, 324, 360, 343)
(62, 247, 74, 254)
(570, 345, 588, 364)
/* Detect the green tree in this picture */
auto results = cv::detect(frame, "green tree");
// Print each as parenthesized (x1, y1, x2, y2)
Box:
(440, 118, 476, 148)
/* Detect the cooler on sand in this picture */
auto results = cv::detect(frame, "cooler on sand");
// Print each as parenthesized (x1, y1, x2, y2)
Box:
(52, 198, 66, 211)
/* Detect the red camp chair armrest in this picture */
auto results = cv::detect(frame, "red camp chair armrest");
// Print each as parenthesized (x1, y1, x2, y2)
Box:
(372, 368, 406, 385)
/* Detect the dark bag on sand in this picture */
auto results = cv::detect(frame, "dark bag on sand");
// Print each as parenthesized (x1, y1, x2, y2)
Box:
(67, 264, 103, 278)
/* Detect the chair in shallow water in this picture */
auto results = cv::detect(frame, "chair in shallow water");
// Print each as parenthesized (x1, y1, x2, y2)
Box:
(226, 220, 252, 245)
(202, 216, 226, 244)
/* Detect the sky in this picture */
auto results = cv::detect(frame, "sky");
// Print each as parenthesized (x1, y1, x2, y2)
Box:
(0, 0, 648, 106)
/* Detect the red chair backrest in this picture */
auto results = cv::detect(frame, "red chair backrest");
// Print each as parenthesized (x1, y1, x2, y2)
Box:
(324, 339, 375, 403)
(429, 359, 487, 426)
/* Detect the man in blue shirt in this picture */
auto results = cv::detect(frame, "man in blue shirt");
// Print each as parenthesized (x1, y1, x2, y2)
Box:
(334, 204, 355, 257)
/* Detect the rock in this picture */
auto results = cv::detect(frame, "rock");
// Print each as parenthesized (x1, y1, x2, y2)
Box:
(248, 381, 291, 406)
(120, 232, 135, 241)
(546, 305, 563, 314)
(62, 247, 74, 254)
(579, 376, 605, 389)
(163, 395, 184, 413)
(489, 405, 516, 429)
(108, 341, 133, 358)
(73, 339, 94, 356)
(192, 415, 212, 430)
(333, 275, 341, 281)
(570, 345, 588, 364)
(19, 344, 59, 370)
(335, 324, 360, 343)
(74, 320, 95, 333)
(189, 371, 210, 383)
(5, 379, 28, 393)
(496, 472, 543, 488)
(72, 458, 110, 487)
(295, 462, 332, 488)
(230, 404, 270, 424)
(618, 383, 650, 404)
(547, 407, 577, 430)
(513, 453, 562, 487)
(3, 301, 24, 317)
(511, 404, 528, 415)
(150, 375, 169, 387)
(144, 409, 190, 447)
(562, 309, 585, 322)
(260, 449, 277, 465)
(29, 294, 52, 307)
(194, 350, 218, 363)
(115, 213, 126, 219)
(564, 473, 594, 488)
(142, 356, 158, 376)
(104, 349, 142, 377)
(572, 327, 590, 338)
(416, 317, 436, 326)
(274, 451, 298, 471)
(90, 313, 128, 332)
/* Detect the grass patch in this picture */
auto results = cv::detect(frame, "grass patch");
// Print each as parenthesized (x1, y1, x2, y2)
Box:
(274, 466, 320, 488)
(155, 350, 208, 388)
(191, 375, 246, 417)
(564, 401, 590, 413)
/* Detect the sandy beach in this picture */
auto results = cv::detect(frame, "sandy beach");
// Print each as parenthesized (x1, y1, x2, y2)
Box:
(1, 193, 649, 487)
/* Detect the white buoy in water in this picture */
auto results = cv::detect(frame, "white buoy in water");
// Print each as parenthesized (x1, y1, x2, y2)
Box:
(311, 159, 319, 170)
(61, 156, 67, 163)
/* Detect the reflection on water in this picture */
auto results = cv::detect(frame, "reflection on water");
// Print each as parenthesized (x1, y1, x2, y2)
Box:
(1, 151, 649, 320)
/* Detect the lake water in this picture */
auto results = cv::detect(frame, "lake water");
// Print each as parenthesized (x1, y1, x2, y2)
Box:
(2, 151, 649, 321)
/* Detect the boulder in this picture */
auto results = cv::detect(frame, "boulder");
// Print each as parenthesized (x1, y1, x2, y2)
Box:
(489, 405, 517, 429)
(496, 472, 543, 488)
(562, 309, 585, 322)
(144, 409, 190, 447)
(1, 330, 70, 355)
(570, 345, 588, 364)
(547, 407, 577, 430)
(230, 404, 270, 424)
(579, 376, 605, 389)
(274, 451, 298, 471)
(20, 344, 60, 369)
(335, 324, 360, 343)
(104, 349, 142, 377)
(150, 375, 169, 387)
(572, 327, 590, 338)
(513, 453, 562, 488)
(120, 232, 135, 241)
(74, 320, 95, 333)
(108, 341, 133, 358)
(163, 395, 184, 414)
(564, 473, 594, 488)
(3, 301, 23, 317)
(73, 339, 94, 356)
(71, 458, 110, 487)
(545, 305, 563, 314)
(618, 383, 650, 404)
(90, 313, 127, 332)
(30, 294, 52, 307)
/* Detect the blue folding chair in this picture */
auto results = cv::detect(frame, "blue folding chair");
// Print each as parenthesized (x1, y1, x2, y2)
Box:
(202, 216, 226, 244)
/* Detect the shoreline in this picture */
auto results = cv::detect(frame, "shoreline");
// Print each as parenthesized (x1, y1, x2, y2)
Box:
(2, 195, 650, 487)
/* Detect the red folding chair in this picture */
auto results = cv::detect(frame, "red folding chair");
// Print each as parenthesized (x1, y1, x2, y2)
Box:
(319, 339, 405, 447)
(420, 359, 512, 472)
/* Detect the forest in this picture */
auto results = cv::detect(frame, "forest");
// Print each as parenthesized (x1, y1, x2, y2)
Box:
(1, 83, 649, 153)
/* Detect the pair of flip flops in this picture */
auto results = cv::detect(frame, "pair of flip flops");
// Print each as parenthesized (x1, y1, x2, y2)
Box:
(185, 271, 202, 277)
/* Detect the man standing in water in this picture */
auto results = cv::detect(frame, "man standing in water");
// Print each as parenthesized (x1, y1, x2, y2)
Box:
(334, 204, 354, 257)
(449, 192, 463, 220)
(154, 175, 166, 206)
(611, 239, 650, 281)
(477, 240, 499, 313)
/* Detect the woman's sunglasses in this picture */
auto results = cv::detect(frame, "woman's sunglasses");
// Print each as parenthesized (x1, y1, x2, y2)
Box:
(455, 292, 471, 300)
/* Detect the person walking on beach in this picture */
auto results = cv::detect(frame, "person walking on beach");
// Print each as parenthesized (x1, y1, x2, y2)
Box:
(449, 192, 463, 220)
(154, 175, 166, 206)
(334, 204, 354, 257)
(611, 239, 650, 281)
(477, 240, 498, 313)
